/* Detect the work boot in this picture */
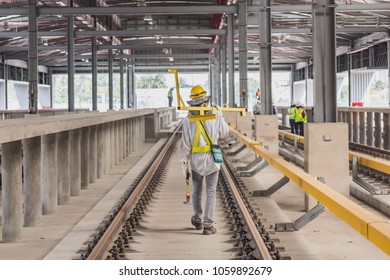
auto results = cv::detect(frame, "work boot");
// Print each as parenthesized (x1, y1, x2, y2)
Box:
(191, 216, 203, 230)
(203, 226, 217, 235)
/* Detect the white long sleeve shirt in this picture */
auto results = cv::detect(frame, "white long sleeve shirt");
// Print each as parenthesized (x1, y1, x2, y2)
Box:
(179, 109, 230, 176)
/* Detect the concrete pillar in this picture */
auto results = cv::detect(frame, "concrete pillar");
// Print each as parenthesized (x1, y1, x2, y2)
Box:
(2, 141, 23, 242)
(89, 125, 97, 183)
(383, 113, 390, 150)
(352, 111, 358, 143)
(125, 119, 129, 157)
(110, 122, 115, 168)
(347, 111, 352, 141)
(23, 136, 42, 227)
(119, 120, 124, 161)
(81, 127, 90, 189)
(254, 115, 279, 156)
(359, 111, 366, 145)
(115, 121, 120, 163)
(69, 129, 81, 196)
(97, 124, 104, 178)
(374, 112, 382, 148)
(57, 131, 70, 204)
(366, 112, 374, 146)
(236, 114, 253, 138)
(130, 118, 134, 153)
(41, 133, 58, 214)
(105, 123, 111, 173)
(304, 123, 349, 210)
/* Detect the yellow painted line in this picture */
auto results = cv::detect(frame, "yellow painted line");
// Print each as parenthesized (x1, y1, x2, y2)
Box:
(230, 127, 390, 256)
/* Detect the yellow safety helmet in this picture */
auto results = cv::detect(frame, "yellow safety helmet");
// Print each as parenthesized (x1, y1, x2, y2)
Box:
(188, 85, 211, 106)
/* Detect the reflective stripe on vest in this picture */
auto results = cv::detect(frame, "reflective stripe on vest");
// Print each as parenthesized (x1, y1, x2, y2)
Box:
(191, 121, 212, 153)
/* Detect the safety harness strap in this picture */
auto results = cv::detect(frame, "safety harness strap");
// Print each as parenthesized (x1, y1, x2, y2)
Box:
(191, 121, 213, 153)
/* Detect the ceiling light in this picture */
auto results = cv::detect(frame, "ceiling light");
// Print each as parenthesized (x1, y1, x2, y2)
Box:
(169, 57, 174, 62)
(144, 14, 153, 21)
(157, 38, 163, 44)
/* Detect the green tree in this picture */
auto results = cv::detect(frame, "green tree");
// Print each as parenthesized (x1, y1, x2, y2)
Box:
(136, 74, 167, 88)
(179, 77, 191, 88)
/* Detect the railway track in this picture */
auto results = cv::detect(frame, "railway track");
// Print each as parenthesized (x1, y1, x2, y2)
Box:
(78, 124, 285, 260)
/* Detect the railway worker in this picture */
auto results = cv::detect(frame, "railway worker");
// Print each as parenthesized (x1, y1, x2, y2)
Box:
(167, 87, 174, 107)
(179, 85, 230, 235)
(294, 102, 306, 136)
(289, 101, 296, 134)
(256, 88, 261, 100)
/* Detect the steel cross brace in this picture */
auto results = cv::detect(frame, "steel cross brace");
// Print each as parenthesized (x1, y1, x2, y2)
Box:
(252, 176, 289, 196)
(274, 203, 325, 232)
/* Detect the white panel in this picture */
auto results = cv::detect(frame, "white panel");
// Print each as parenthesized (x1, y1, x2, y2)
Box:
(13, 82, 29, 110)
(0, 79, 5, 109)
(38, 85, 51, 109)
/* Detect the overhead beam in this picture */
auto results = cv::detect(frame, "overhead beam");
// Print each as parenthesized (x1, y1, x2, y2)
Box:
(39, 5, 237, 15)
(247, 4, 390, 13)
(1, 4, 389, 16)
(0, 26, 384, 39)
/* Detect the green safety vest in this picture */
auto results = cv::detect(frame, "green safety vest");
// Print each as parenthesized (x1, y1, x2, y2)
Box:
(168, 90, 173, 97)
(289, 107, 296, 119)
(191, 121, 214, 153)
(295, 108, 303, 122)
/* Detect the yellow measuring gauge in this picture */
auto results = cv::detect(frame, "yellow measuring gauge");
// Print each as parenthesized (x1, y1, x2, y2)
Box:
(168, 68, 246, 122)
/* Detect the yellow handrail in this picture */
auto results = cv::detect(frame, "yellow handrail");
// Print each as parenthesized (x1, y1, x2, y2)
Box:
(231, 127, 390, 256)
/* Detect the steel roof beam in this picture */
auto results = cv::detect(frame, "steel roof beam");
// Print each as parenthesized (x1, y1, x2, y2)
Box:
(248, 4, 390, 13)
(39, 5, 237, 16)
(1, 4, 388, 16)
(0, 29, 225, 38)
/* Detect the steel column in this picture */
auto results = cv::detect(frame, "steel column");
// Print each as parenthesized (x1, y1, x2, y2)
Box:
(120, 53, 124, 110)
(67, 13, 75, 112)
(108, 47, 113, 110)
(28, 0, 38, 114)
(388, 41, 390, 107)
(92, 36, 98, 111)
(227, 13, 235, 107)
(312, 0, 337, 122)
(259, 0, 272, 115)
(221, 36, 227, 105)
(238, 0, 248, 108)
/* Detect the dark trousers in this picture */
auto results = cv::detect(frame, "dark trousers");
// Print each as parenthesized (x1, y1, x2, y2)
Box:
(289, 119, 295, 134)
(168, 96, 173, 107)
(295, 122, 304, 136)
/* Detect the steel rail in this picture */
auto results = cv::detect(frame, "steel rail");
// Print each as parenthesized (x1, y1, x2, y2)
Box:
(231, 127, 390, 256)
(220, 164, 273, 260)
(87, 122, 182, 260)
